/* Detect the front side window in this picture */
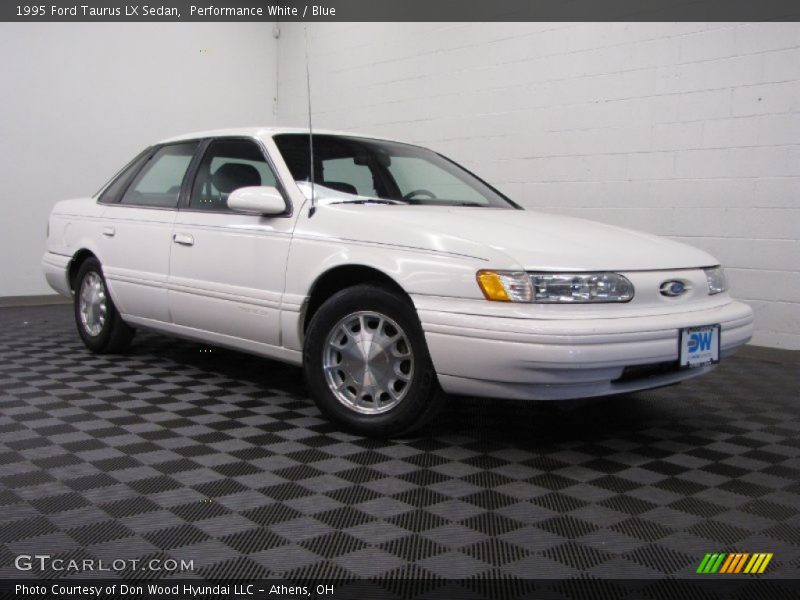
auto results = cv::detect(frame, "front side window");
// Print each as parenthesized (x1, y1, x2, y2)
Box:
(189, 139, 278, 212)
(273, 134, 514, 208)
(120, 142, 199, 208)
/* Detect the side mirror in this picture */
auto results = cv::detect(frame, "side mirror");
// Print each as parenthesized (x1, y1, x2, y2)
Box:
(227, 186, 286, 215)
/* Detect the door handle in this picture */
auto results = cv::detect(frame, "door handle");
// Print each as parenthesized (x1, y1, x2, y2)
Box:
(102, 226, 115, 237)
(173, 232, 194, 246)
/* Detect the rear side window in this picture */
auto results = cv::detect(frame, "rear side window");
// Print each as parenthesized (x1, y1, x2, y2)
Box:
(120, 142, 199, 208)
(97, 148, 152, 204)
(189, 139, 278, 212)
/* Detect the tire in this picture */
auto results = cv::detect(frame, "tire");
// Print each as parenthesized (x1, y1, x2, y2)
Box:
(303, 284, 444, 437)
(73, 257, 135, 353)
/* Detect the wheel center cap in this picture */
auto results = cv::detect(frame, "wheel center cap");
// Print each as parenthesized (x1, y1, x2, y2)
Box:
(345, 339, 389, 386)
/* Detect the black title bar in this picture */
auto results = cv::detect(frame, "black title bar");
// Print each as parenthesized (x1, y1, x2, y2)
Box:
(3, 0, 800, 22)
(4, 578, 800, 600)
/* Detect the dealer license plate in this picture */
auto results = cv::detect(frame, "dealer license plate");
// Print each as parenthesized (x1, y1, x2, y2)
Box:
(679, 325, 720, 368)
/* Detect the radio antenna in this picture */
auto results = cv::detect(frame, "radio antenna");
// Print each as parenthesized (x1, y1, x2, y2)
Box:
(304, 24, 316, 217)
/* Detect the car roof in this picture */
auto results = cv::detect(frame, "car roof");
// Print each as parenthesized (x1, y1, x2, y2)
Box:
(157, 127, 408, 145)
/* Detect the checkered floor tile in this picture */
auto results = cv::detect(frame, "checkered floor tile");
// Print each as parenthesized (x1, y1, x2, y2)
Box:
(0, 305, 798, 581)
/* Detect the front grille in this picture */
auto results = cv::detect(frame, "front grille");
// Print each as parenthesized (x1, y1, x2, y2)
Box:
(615, 361, 680, 383)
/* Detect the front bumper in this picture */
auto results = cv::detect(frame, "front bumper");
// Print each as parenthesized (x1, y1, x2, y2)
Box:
(415, 297, 754, 400)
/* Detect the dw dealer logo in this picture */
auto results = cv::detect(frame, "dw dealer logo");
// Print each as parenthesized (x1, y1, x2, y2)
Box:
(688, 330, 714, 353)
(696, 552, 773, 574)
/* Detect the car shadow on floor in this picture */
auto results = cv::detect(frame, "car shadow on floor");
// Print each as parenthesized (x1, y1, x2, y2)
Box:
(122, 330, 712, 453)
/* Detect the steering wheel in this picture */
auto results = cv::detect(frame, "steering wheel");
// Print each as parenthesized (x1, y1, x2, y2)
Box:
(403, 189, 437, 200)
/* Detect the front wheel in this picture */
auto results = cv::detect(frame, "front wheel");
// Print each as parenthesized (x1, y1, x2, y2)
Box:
(73, 257, 135, 353)
(303, 285, 444, 437)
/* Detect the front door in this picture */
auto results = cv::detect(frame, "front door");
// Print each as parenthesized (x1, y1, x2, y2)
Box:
(167, 138, 293, 347)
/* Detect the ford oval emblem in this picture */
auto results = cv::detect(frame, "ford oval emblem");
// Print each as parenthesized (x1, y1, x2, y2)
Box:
(660, 280, 687, 297)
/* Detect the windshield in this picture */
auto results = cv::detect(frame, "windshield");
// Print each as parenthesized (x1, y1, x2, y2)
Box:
(273, 134, 516, 208)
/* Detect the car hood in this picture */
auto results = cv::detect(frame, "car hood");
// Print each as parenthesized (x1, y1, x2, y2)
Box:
(308, 204, 718, 271)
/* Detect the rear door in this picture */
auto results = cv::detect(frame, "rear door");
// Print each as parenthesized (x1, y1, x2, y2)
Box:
(167, 137, 293, 346)
(99, 141, 200, 323)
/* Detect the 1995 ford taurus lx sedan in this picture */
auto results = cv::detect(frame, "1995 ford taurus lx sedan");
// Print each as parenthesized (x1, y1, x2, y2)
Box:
(43, 128, 754, 436)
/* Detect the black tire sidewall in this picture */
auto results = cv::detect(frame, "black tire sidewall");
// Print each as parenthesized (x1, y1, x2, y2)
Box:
(73, 258, 118, 352)
(303, 285, 439, 436)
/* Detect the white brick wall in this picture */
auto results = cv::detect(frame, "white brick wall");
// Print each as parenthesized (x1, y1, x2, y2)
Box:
(0, 23, 278, 298)
(277, 22, 800, 350)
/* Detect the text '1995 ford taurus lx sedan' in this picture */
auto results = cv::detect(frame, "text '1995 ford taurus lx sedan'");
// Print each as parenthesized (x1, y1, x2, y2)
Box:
(43, 128, 754, 436)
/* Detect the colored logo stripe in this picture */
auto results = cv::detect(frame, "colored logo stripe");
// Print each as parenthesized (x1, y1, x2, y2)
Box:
(697, 553, 726, 573)
(733, 553, 750, 573)
(744, 553, 773, 574)
(719, 553, 736, 573)
(720, 553, 748, 573)
(698, 553, 773, 574)
(696, 553, 713, 573)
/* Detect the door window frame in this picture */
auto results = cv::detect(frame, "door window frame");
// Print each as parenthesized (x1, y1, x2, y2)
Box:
(180, 136, 293, 217)
(94, 136, 294, 217)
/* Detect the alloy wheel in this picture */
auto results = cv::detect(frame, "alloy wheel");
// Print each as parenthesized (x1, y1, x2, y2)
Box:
(79, 271, 107, 337)
(322, 311, 414, 414)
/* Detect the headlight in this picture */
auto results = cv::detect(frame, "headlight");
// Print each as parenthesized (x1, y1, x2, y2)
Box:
(476, 270, 634, 303)
(704, 266, 727, 295)
(530, 272, 634, 303)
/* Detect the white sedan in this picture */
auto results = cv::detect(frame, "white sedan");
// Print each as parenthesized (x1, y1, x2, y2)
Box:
(43, 128, 754, 436)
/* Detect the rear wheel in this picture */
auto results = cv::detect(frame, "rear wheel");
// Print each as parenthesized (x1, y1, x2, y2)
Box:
(73, 257, 135, 353)
(303, 284, 443, 437)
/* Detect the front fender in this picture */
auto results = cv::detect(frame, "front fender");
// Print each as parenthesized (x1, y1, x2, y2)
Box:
(281, 233, 523, 352)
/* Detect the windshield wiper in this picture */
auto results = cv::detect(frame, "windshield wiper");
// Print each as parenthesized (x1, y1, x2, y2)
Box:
(330, 198, 408, 205)
(328, 197, 488, 207)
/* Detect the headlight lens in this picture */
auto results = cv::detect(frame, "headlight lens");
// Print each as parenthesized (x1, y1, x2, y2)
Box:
(704, 266, 727, 295)
(530, 273, 634, 303)
(476, 270, 634, 303)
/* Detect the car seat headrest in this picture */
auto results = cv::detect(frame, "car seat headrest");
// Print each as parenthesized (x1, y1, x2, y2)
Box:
(212, 163, 261, 194)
